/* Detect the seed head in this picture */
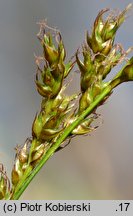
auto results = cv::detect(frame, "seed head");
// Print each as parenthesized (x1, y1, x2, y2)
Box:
(87, 4, 132, 56)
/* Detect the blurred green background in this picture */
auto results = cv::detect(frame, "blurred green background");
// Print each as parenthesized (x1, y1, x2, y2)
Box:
(0, 0, 133, 199)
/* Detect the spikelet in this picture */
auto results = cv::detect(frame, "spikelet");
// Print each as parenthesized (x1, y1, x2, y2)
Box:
(0, 164, 11, 199)
(76, 5, 133, 113)
(86, 4, 132, 57)
(35, 21, 75, 99)
(32, 85, 78, 142)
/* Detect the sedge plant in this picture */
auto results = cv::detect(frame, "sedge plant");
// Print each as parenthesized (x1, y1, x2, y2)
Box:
(0, 4, 133, 200)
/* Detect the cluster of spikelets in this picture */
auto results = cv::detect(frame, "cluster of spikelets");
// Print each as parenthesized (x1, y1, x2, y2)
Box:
(0, 5, 133, 199)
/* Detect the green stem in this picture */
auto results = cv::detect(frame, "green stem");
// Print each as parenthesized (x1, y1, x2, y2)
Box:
(12, 84, 112, 200)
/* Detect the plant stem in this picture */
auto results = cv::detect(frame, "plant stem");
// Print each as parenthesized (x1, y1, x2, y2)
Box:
(12, 84, 112, 200)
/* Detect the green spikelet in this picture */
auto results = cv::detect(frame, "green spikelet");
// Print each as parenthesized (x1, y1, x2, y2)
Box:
(77, 5, 132, 113)
(35, 22, 74, 99)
